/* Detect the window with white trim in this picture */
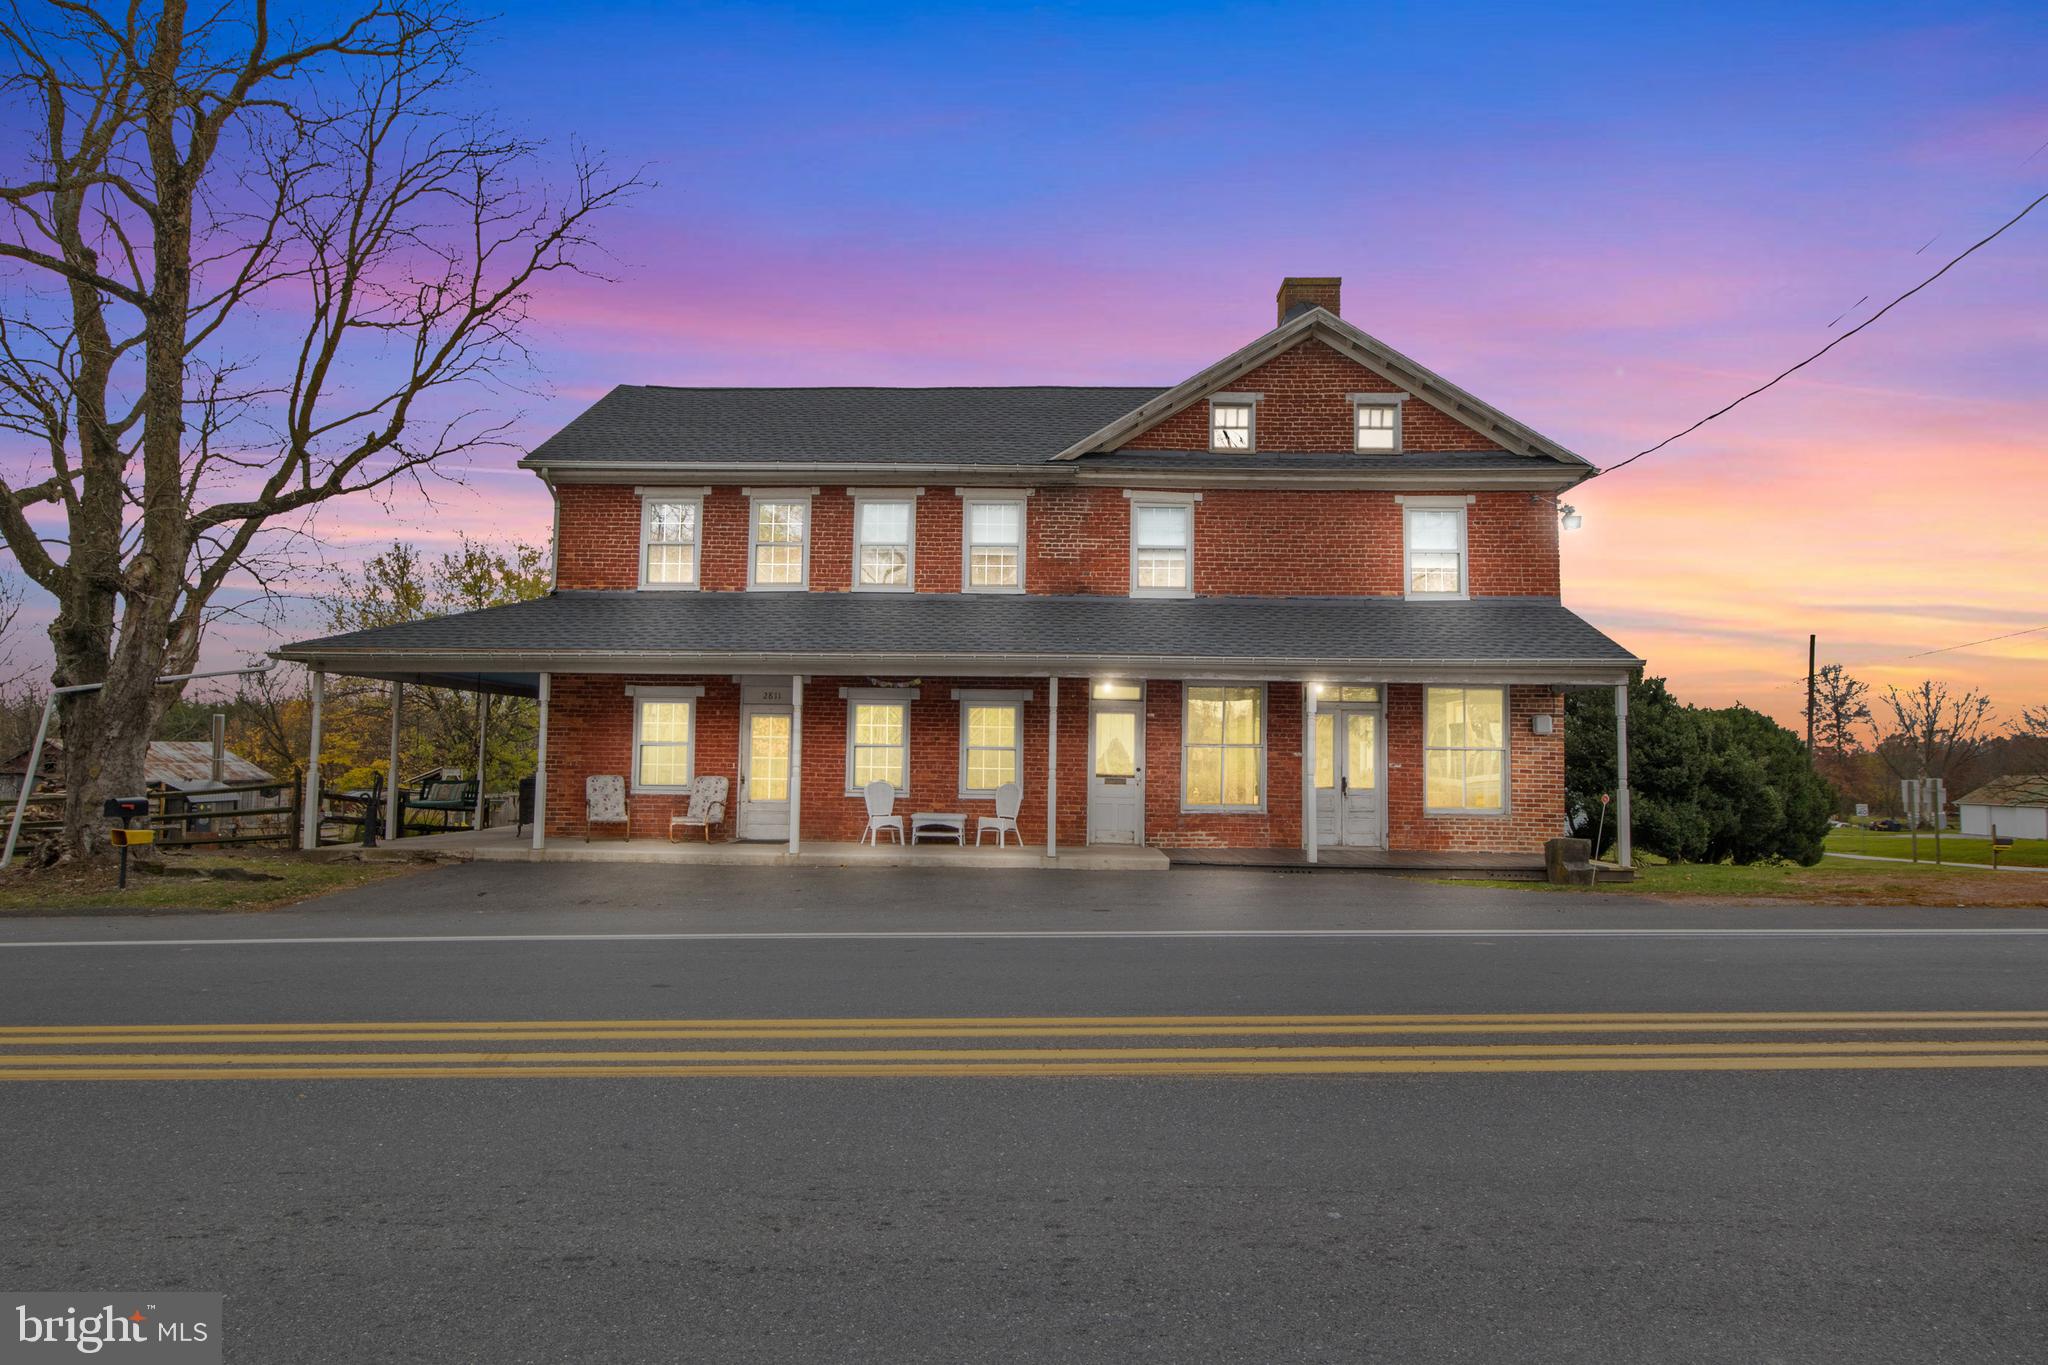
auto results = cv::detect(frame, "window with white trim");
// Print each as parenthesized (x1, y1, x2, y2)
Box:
(1404, 504, 1467, 598)
(960, 701, 1022, 796)
(1354, 401, 1399, 453)
(632, 695, 697, 792)
(854, 497, 915, 590)
(1182, 684, 1264, 810)
(1131, 502, 1193, 596)
(749, 497, 809, 589)
(846, 699, 909, 794)
(1210, 402, 1253, 451)
(964, 497, 1025, 591)
(1424, 686, 1506, 814)
(639, 496, 700, 588)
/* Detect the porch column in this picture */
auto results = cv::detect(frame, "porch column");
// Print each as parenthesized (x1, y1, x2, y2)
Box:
(384, 681, 404, 840)
(301, 669, 325, 850)
(531, 673, 550, 851)
(1046, 677, 1058, 859)
(788, 673, 803, 857)
(474, 692, 489, 829)
(1614, 681, 1632, 869)
(1303, 684, 1318, 864)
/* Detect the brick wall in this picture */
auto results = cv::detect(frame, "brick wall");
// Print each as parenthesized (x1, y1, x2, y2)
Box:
(556, 484, 1555, 597)
(541, 674, 1558, 853)
(1117, 338, 1505, 453)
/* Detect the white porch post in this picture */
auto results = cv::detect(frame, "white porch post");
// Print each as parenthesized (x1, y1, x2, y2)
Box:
(1614, 681, 1633, 869)
(384, 681, 404, 840)
(1046, 676, 1059, 859)
(474, 692, 489, 829)
(788, 673, 803, 857)
(1303, 683, 1319, 864)
(531, 673, 550, 851)
(300, 669, 325, 850)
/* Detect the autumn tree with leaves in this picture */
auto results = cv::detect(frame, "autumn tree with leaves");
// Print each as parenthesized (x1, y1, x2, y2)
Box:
(0, 1, 634, 857)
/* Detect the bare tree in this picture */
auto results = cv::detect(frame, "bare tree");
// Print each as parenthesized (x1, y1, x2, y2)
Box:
(1804, 663, 1871, 758)
(1873, 682, 1996, 799)
(0, 2, 637, 856)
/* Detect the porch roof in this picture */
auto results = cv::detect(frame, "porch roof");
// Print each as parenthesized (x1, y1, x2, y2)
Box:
(274, 591, 1638, 695)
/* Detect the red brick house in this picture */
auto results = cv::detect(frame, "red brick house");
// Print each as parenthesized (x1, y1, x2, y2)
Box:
(279, 278, 1638, 863)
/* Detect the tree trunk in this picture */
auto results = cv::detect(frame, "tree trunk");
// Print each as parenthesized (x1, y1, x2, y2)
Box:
(54, 678, 160, 859)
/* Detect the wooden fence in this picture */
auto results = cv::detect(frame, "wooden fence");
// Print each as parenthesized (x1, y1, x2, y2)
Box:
(1, 777, 302, 850)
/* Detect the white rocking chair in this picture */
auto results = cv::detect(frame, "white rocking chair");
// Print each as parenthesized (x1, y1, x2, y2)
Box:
(975, 782, 1023, 847)
(860, 780, 905, 845)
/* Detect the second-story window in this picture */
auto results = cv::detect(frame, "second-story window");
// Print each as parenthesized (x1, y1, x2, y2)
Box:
(749, 495, 809, 590)
(1403, 500, 1468, 599)
(1129, 498, 1195, 597)
(1209, 401, 1253, 451)
(854, 496, 915, 590)
(1354, 401, 1400, 453)
(963, 495, 1025, 592)
(639, 493, 701, 589)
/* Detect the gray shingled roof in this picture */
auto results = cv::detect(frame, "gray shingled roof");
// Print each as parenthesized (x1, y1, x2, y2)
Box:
(1076, 451, 1550, 473)
(281, 591, 1637, 668)
(523, 385, 1166, 468)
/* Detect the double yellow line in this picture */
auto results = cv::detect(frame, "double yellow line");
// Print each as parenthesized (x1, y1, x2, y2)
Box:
(4, 1011, 2047, 1080)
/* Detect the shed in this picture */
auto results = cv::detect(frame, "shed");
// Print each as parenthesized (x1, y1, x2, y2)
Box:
(0, 740, 277, 809)
(1955, 775, 2048, 842)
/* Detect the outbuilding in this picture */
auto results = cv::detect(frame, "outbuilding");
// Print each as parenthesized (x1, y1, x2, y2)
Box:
(1955, 775, 2048, 842)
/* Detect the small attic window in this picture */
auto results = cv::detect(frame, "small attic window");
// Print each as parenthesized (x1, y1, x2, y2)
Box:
(1209, 398, 1255, 452)
(1350, 392, 1408, 454)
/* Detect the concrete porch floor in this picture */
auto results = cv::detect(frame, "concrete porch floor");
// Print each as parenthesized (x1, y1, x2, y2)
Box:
(320, 822, 1169, 871)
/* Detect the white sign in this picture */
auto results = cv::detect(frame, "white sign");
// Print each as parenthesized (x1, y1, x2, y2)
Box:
(1854, 803, 1869, 818)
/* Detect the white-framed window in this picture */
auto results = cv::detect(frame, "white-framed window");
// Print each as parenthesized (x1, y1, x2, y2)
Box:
(843, 690, 912, 796)
(636, 489, 704, 589)
(956, 691, 1026, 797)
(1128, 494, 1197, 597)
(1209, 398, 1255, 451)
(1182, 683, 1265, 811)
(1402, 497, 1470, 599)
(961, 492, 1027, 592)
(1350, 393, 1407, 454)
(852, 492, 917, 591)
(629, 686, 703, 793)
(747, 493, 811, 590)
(1424, 686, 1507, 815)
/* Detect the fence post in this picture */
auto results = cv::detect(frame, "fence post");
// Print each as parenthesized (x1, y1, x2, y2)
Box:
(290, 772, 304, 850)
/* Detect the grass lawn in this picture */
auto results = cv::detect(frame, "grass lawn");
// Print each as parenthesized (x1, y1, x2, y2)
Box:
(1452, 855, 2048, 908)
(1824, 826, 2048, 867)
(0, 847, 429, 916)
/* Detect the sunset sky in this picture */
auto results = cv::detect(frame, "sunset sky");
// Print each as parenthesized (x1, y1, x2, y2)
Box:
(5, 1, 2044, 730)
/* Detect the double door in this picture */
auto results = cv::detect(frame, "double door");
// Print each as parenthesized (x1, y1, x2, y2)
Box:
(1313, 703, 1383, 848)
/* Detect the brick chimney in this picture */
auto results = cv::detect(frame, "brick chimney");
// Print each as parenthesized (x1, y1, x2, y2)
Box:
(1276, 277, 1341, 325)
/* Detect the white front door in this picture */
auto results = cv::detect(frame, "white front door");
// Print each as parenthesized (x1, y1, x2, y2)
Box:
(1087, 699, 1144, 845)
(737, 704, 792, 841)
(1313, 705, 1384, 848)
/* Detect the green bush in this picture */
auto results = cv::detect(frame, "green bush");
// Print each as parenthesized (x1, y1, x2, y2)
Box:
(1566, 676, 1834, 866)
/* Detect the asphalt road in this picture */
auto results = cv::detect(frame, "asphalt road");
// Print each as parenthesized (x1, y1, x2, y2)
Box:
(3, 864, 2046, 1363)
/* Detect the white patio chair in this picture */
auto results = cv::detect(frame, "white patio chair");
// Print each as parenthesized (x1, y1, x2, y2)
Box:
(668, 775, 729, 843)
(975, 782, 1023, 847)
(860, 780, 905, 845)
(585, 774, 630, 841)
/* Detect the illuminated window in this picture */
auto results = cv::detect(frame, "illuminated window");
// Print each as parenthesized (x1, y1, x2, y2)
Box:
(632, 695, 696, 792)
(1424, 687, 1506, 814)
(748, 496, 809, 589)
(960, 702, 1022, 796)
(847, 700, 909, 794)
(1182, 684, 1264, 810)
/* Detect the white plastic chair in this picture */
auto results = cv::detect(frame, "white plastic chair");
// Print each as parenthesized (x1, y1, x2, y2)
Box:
(975, 782, 1023, 847)
(861, 780, 904, 845)
(585, 774, 629, 841)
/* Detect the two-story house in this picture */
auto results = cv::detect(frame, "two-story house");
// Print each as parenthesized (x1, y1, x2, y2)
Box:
(279, 278, 1639, 862)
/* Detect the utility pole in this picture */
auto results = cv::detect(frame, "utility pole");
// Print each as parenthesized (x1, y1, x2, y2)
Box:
(1806, 634, 1817, 756)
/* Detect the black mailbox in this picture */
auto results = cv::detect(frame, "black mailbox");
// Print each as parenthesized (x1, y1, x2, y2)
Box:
(102, 796, 150, 820)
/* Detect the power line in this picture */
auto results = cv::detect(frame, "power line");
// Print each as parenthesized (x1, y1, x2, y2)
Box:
(1904, 622, 2048, 660)
(1595, 186, 2048, 479)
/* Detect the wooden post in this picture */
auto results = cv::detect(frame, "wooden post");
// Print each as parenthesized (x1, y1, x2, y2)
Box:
(301, 669, 325, 850)
(385, 681, 404, 841)
(532, 673, 550, 852)
(1614, 681, 1632, 869)
(1046, 676, 1058, 859)
(1303, 684, 1319, 864)
(787, 673, 803, 857)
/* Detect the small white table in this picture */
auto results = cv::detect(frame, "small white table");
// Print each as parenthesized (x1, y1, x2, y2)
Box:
(910, 811, 966, 845)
